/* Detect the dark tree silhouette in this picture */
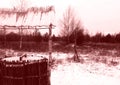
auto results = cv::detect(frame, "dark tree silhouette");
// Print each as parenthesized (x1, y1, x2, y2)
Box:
(115, 33, 120, 43)
(33, 31, 42, 42)
(91, 32, 103, 42)
(43, 32, 49, 42)
(60, 6, 84, 44)
(6, 32, 20, 41)
(60, 6, 84, 62)
(52, 34, 57, 41)
(105, 33, 112, 43)
(84, 33, 91, 42)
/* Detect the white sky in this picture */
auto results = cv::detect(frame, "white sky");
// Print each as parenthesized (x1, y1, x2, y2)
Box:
(0, 0, 120, 35)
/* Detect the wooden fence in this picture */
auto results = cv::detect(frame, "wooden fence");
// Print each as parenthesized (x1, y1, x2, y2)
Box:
(0, 25, 49, 49)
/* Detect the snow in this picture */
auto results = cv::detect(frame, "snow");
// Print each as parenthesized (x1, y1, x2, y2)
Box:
(2, 55, 44, 62)
(48, 52, 120, 85)
(51, 63, 120, 85)
(2, 51, 120, 85)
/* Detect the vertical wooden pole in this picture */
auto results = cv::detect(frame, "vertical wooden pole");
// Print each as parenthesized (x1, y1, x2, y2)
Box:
(18, 27, 20, 49)
(23, 61, 25, 85)
(49, 23, 52, 65)
(3, 26, 6, 48)
(48, 23, 53, 85)
(74, 28, 78, 61)
(19, 26, 23, 49)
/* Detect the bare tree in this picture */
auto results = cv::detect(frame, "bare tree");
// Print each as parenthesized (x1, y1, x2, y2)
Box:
(60, 6, 84, 62)
(60, 6, 83, 43)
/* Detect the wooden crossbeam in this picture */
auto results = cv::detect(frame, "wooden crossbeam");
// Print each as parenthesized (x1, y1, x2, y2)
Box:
(0, 25, 55, 29)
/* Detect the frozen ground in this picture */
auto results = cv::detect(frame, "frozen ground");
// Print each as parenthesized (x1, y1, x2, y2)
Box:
(1, 50, 120, 85)
(50, 52, 120, 85)
(51, 62, 120, 85)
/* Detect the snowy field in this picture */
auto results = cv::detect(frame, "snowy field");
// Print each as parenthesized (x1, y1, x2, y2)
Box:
(1, 49, 120, 85)
(51, 62, 120, 85)
(20, 52, 120, 85)
(49, 52, 120, 85)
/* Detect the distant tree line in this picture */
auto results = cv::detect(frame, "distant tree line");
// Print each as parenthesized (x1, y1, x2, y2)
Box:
(90, 32, 120, 43)
(0, 32, 49, 42)
(60, 31, 120, 44)
(1, 31, 120, 44)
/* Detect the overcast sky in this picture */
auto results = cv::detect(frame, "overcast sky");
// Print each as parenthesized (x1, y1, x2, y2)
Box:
(0, 0, 120, 35)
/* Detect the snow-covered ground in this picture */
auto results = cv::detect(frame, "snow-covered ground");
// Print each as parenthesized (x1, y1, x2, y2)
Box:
(50, 52, 120, 85)
(1, 50, 120, 85)
(51, 62, 120, 85)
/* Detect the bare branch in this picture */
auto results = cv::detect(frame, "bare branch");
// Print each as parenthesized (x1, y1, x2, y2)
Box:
(60, 6, 83, 37)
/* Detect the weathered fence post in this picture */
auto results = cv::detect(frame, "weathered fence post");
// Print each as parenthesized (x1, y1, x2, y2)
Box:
(19, 26, 23, 49)
(48, 23, 53, 85)
(49, 23, 53, 65)
(3, 26, 6, 48)
(74, 28, 79, 61)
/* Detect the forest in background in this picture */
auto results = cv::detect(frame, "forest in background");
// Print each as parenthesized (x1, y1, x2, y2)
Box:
(0, 30, 120, 51)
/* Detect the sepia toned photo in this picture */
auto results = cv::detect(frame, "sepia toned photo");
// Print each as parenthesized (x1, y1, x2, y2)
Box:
(0, 0, 120, 85)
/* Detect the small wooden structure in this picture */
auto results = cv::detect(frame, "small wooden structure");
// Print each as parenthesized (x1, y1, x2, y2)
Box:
(0, 55, 50, 85)
(0, 3, 55, 85)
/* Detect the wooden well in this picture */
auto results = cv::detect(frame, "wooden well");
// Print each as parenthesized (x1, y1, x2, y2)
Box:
(0, 56, 50, 85)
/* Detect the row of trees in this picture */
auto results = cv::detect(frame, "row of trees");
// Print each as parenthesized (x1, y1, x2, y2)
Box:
(1, 31, 120, 43)
(59, 6, 120, 44)
(0, 32, 50, 42)
(0, 6, 120, 44)
(91, 32, 120, 43)
(60, 31, 120, 44)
